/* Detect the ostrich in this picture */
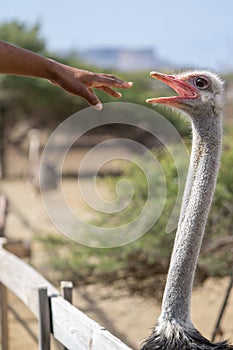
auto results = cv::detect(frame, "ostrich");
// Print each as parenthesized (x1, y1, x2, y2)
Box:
(141, 71, 233, 350)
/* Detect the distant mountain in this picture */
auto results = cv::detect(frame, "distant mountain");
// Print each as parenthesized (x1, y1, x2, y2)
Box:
(78, 48, 170, 72)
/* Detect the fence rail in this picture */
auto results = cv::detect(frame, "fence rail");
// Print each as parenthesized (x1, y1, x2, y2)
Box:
(0, 241, 132, 350)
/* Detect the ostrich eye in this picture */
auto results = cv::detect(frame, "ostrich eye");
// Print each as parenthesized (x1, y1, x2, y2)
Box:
(194, 77, 209, 90)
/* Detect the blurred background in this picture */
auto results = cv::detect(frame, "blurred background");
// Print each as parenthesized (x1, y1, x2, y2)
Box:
(0, 1, 233, 349)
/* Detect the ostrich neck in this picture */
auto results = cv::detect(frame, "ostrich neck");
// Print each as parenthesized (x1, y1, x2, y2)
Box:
(160, 112, 222, 324)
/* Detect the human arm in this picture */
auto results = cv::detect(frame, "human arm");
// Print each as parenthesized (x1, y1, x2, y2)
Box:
(0, 40, 133, 109)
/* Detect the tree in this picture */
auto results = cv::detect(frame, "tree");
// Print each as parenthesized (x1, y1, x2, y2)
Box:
(0, 21, 85, 177)
(0, 20, 85, 125)
(0, 20, 46, 53)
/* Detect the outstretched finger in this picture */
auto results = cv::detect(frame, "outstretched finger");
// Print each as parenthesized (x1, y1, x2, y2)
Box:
(99, 86, 122, 98)
(77, 85, 103, 110)
(81, 74, 133, 89)
(101, 74, 133, 88)
(96, 75, 133, 89)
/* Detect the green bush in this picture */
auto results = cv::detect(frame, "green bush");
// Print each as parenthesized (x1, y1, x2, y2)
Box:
(39, 132, 233, 297)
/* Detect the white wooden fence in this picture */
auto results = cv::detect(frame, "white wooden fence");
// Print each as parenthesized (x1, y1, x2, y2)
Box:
(0, 241, 133, 350)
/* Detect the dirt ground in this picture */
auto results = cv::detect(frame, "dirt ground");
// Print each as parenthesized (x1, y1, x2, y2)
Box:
(1, 179, 233, 350)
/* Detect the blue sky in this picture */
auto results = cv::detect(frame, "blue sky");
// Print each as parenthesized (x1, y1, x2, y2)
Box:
(0, 0, 233, 71)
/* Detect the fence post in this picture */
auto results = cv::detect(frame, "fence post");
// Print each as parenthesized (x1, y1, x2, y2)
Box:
(38, 287, 51, 350)
(0, 282, 8, 350)
(0, 195, 8, 237)
(0, 237, 8, 350)
(60, 281, 73, 304)
(54, 281, 74, 350)
(211, 273, 233, 342)
(0, 107, 6, 179)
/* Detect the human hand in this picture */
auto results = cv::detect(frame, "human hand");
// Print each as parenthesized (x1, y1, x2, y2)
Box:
(50, 63, 133, 110)
(0, 40, 132, 109)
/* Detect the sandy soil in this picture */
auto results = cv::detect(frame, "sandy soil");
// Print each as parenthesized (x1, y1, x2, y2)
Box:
(1, 179, 233, 349)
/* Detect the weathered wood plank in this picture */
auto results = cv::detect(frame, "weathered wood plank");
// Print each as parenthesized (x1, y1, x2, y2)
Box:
(0, 247, 133, 350)
(51, 296, 132, 350)
(0, 246, 59, 318)
(60, 281, 73, 350)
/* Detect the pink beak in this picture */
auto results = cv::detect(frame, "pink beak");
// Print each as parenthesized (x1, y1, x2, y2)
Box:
(146, 72, 198, 106)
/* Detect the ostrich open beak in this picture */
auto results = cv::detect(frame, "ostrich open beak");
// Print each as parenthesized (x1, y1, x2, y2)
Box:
(146, 72, 199, 107)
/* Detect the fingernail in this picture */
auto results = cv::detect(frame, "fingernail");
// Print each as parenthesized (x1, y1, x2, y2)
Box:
(127, 82, 133, 86)
(93, 103, 103, 110)
(145, 99, 156, 105)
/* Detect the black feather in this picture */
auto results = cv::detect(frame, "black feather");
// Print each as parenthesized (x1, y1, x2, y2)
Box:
(141, 323, 233, 350)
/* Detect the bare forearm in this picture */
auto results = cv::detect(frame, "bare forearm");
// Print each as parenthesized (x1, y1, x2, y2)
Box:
(0, 40, 133, 108)
(0, 40, 55, 79)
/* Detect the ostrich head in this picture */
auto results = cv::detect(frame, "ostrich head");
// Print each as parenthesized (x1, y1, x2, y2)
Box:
(146, 71, 224, 118)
